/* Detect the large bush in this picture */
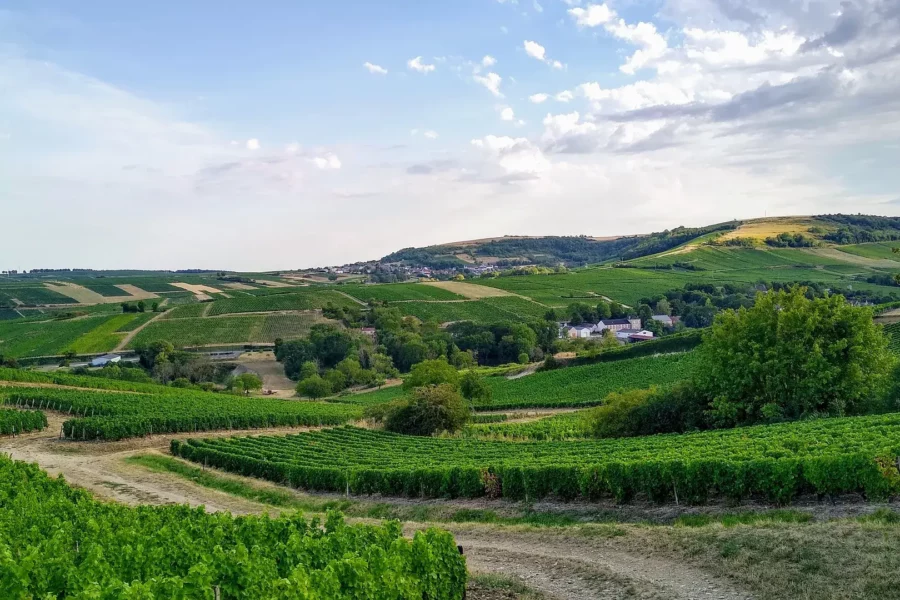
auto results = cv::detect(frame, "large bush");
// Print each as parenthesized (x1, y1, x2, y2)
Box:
(695, 288, 893, 427)
(384, 384, 471, 436)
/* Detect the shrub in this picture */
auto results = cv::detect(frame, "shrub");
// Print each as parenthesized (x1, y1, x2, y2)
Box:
(403, 358, 460, 390)
(460, 371, 492, 404)
(384, 384, 471, 436)
(297, 374, 332, 399)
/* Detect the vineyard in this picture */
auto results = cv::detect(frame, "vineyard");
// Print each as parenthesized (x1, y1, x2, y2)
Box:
(64, 313, 142, 354)
(173, 417, 900, 503)
(341, 283, 464, 302)
(466, 411, 589, 440)
(393, 297, 548, 324)
(0, 286, 78, 307)
(207, 291, 359, 316)
(161, 302, 210, 319)
(884, 322, 900, 353)
(1, 386, 362, 440)
(0, 408, 47, 435)
(0, 456, 466, 598)
(483, 352, 700, 409)
(128, 312, 332, 348)
(0, 314, 127, 358)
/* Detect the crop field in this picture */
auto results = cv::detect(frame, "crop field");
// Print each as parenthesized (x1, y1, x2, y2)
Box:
(161, 302, 210, 319)
(0, 309, 21, 321)
(0, 408, 47, 435)
(128, 312, 331, 347)
(0, 315, 126, 358)
(341, 283, 464, 302)
(837, 242, 900, 262)
(80, 283, 128, 297)
(330, 385, 407, 406)
(2, 385, 363, 440)
(64, 313, 140, 354)
(393, 297, 548, 324)
(0, 286, 77, 307)
(466, 411, 591, 440)
(115, 312, 157, 332)
(0, 457, 465, 599)
(884, 322, 900, 353)
(173, 414, 900, 503)
(207, 290, 359, 315)
(483, 352, 700, 410)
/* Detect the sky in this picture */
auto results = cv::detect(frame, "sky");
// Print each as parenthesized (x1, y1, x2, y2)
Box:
(2, 0, 900, 271)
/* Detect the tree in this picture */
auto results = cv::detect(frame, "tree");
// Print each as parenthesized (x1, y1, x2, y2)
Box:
(637, 304, 653, 328)
(296, 374, 332, 399)
(231, 373, 263, 395)
(460, 371, 492, 404)
(695, 287, 894, 427)
(609, 302, 628, 319)
(595, 301, 612, 320)
(137, 300, 146, 313)
(298, 360, 319, 380)
(654, 298, 671, 316)
(384, 384, 471, 436)
(450, 349, 476, 370)
(135, 341, 174, 370)
(644, 318, 665, 337)
(403, 358, 459, 390)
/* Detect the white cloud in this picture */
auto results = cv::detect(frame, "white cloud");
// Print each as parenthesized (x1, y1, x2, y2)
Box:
(407, 56, 436, 73)
(246, 138, 260, 150)
(530, 93, 550, 103)
(474, 72, 503, 97)
(313, 153, 342, 170)
(424, 130, 439, 139)
(500, 107, 516, 121)
(285, 142, 300, 154)
(471, 135, 550, 174)
(533, 0, 543, 13)
(482, 55, 497, 67)
(568, 3, 615, 27)
(607, 20, 668, 74)
(524, 40, 547, 61)
(555, 90, 574, 102)
(363, 62, 388, 75)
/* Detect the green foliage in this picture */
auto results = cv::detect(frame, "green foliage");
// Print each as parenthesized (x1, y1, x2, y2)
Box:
(174, 415, 900, 503)
(460, 371, 492, 404)
(1, 383, 360, 441)
(0, 408, 47, 434)
(696, 288, 894, 427)
(0, 456, 467, 598)
(0, 314, 129, 358)
(393, 296, 549, 324)
(384, 384, 471, 436)
(342, 283, 464, 302)
(296, 374, 333, 399)
(206, 290, 359, 315)
(585, 388, 653, 438)
(403, 358, 460, 390)
(230, 372, 263, 394)
(131, 313, 326, 347)
(584, 383, 706, 438)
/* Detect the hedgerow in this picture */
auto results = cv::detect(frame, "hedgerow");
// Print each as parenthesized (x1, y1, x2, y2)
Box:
(0, 455, 467, 599)
(173, 419, 900, 504)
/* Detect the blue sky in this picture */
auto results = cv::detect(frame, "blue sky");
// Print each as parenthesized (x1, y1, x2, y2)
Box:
(2, 1, 899, 270)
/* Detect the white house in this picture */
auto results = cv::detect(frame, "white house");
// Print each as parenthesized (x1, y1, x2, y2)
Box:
(91, 353, 121, 367)
(567, 325, 593, 339)
(615, 329, 655, 342)
(593, 318, 641, 333)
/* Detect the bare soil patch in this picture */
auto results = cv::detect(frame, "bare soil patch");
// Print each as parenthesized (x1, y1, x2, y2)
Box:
(113, 284, 159, 300)
(423, 281, 514, 299)
(234, 352, 296, 394)
(43, 282, 160, 305)
(221, 282, 257, 290)
(252, 279, 293, 288)
(171, 282, 223, 294)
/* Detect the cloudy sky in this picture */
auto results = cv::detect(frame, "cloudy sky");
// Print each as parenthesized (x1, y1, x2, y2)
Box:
(2, 0, 900, 270)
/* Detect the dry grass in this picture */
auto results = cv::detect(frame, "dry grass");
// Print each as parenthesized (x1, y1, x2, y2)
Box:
(802, 247, 900, 268)
(44, 282, 158, 304)
(423, 281, 515, 299)
(171, 282, 223, 294)
(253, 279, 294, 288)
(221, 282, 257, 290)
(718, 217, 827, 242)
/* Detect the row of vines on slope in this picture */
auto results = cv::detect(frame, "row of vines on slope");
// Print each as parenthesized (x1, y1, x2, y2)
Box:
(0, 456, 466, 599)
(172, 420, 900, 504)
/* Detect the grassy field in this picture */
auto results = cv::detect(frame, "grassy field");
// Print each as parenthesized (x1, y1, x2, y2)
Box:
(64, 314, 139, 354)
(341, 283, 465, 302)
(80, 283, 128, 297)
(0, 315, 125, 357)
(393, 297, 548, 323)
(0, 286, 78, 307)
(161, 302, 210, 319)
(837, 242, 900, 261)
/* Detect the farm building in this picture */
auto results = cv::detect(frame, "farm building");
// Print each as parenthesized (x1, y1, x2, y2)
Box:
(651, 315, 681, 327)
(90, 353, 121, 367)
(615, 329, 655, 342)
(594, 318, 642, 333)
(566, 325, 593, 339)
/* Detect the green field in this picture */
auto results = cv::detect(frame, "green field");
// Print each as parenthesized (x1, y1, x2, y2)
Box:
(173, 415, 900, 503)
(161, 302, 210, 319)
(393, 297, 548, 324)
(81, 283, 127, 297)
(128, 312, 331, 348)
(341, 283, 464, 302)
(0, 457, 465, 599)
(466, 411, 590, 440)
(837, 242, 900, 261)
(64, 313, 140, 354)
(483, 352, 699, 409)
(0, 408, 47, 434)
(0, 315, 127, 358)
(207, 290, 359, 316)
(0, 286, 77, 307)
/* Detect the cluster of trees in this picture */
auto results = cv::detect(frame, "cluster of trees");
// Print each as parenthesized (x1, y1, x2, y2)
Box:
(549, 299, 630, 326)
(368, 358, 492, 436)
(121, 300, 162, 313)
(276, 324, 400, 399)
(587, 288, 896, 437)
(819, 214, 900, 244)
(133, 341, 244, 390)
(764, 232, 818, 248)
(447, 321, 556, 366)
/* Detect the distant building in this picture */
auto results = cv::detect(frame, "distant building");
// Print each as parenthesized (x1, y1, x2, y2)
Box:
(593, 318, 641, 333)
(360, 327, 377, 342)
(615, 329, 655, 342)
(651, 315, 681, 328)
(566, 325, 593, 339)
(90, 353, 121, 367)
